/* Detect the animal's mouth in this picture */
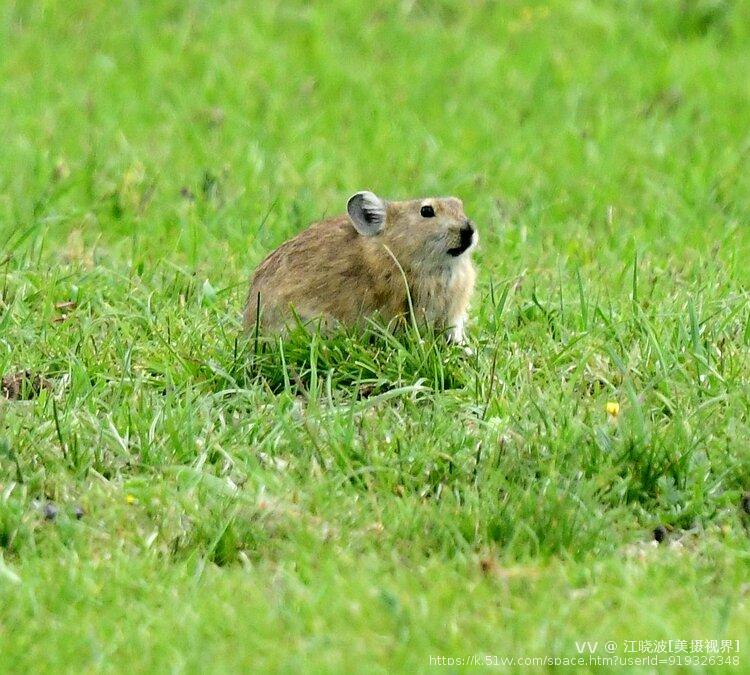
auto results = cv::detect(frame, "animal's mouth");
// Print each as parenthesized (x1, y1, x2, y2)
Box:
(447, 225, 477, 257)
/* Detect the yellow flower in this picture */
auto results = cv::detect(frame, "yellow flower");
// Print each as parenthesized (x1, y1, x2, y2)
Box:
(126, 494, 137, 505)
(605, 401, 620, 417)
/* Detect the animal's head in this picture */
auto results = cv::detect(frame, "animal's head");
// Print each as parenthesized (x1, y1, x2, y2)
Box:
(346, 191, 477, 268)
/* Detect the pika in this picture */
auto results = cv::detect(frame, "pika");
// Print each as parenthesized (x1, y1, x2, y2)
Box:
(244, 191, 478, 342)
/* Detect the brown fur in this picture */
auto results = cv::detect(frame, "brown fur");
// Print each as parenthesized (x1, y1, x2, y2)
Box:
(244, 194, 477, 341)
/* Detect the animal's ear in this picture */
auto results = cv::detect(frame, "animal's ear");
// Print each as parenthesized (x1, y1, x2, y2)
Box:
(347, 191, 386, 236)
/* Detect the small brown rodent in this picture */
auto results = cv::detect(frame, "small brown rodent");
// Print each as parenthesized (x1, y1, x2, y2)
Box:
(244, 191, 477, 342)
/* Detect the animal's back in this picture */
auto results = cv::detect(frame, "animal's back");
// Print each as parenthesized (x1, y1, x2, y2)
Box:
(243, 216, 402, 331)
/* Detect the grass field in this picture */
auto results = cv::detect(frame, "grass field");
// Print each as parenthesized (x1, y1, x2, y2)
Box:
(2, 0, 750, 671)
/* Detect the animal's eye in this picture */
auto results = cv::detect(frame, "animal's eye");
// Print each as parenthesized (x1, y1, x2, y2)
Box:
(420, 205, 435, 218)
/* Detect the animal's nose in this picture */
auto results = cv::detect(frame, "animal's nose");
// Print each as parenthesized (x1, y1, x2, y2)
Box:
(458, 221, 475, 249)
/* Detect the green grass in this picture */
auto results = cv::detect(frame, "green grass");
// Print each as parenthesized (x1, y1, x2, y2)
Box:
(2, 0, 750, 671)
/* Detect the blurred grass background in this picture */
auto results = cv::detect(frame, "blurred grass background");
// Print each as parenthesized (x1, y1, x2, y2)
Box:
(3, 0, 749, 268)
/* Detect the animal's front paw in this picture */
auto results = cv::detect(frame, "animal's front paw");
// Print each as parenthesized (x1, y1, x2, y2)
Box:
(446, 321, 474, 355)
(447, 330, 464, 345)
(447, 317, 466, 345)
